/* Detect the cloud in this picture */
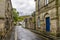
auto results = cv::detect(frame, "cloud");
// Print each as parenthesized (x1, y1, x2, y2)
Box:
(11, 0, 35, 16)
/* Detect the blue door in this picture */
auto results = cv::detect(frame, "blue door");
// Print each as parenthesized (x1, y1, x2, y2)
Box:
(46, 17, 50, 32)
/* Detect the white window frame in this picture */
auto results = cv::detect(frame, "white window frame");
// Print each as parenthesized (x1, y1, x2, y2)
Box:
(37, 17, 40, 27)
(45, 0, 49, 5)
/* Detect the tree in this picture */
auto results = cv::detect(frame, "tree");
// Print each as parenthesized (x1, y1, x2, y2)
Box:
(18, 16, 30, 22)
(12, 8, 19, 23)
(18, 16, 24, 22)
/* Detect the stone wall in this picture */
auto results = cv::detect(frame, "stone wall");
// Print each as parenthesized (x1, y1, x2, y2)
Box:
(40, 7, 57, 36)
(39, 0, 45, 8)
(35, 0, 58, 36)
(0, 0, 5, 18)
(0, 20, 5, 31)
(58, 7, 60, 30)
(0, 0, 13, 40)
(58, 7, 60, 36)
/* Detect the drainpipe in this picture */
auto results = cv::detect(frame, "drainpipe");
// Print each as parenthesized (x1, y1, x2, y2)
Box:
(34, 13, 36, 30)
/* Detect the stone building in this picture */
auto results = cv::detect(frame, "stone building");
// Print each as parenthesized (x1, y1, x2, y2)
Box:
(24, 13, 35, 30)
(24, 15, 31, 28)
(30, 12, 36, 30)
(35, 0, 60, 38)
(0, 0, 13, 40)
(29, 16, 34, 29)
(24, 18, 29, 28)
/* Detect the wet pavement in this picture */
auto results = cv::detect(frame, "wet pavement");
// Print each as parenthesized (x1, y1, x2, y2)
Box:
(10, 26, 43, 40)
(10, 27, 15, 40)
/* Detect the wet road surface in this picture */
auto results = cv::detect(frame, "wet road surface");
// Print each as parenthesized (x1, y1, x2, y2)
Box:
(15, 26, 43, 40)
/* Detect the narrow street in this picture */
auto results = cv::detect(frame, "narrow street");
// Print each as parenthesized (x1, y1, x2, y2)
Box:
(11, 26, 43, 40)
(0, 0, 60, 40)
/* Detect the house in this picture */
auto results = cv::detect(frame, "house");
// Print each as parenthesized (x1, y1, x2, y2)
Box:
(0, 0, 13, 40)
(35, 0, 60, 38)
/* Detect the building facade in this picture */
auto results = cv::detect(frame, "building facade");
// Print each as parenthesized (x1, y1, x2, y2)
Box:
(24, 13, 36, 30)
(0, 0, 13, 40)
(24, 15, 30, 28)
(35, 0, 60, 38)
(29, 16, 34, 29)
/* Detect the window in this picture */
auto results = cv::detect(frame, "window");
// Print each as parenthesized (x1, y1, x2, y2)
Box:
(37, 17, 40, 27)
(38, 0, 40, 9)
(45, 0, 49, 5)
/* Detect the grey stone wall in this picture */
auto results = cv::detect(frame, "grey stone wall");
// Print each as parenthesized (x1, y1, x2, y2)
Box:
(0, 0, 13, 40)
(0, 0, 5, 18)
(0, 20, 5, 31)
(35, 0, 59, 36)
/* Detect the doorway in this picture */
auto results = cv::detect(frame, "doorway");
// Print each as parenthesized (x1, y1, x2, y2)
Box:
(46, 17, 50, 32)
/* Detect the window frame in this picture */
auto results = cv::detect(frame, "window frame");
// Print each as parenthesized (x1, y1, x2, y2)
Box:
(45, 0, 49, 5)
(37, 16, 40, 27)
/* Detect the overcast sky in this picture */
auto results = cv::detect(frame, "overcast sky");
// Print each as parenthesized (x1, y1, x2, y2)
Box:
(11, 0, 35, 16)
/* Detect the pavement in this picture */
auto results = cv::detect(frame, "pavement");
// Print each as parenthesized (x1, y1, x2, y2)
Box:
(11, 26, 44, 40)
(10, 27, 15, 40)
(10, 25, 60, 40)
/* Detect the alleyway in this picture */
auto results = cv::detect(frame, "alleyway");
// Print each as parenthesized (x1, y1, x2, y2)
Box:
(12, 26, 43, 40)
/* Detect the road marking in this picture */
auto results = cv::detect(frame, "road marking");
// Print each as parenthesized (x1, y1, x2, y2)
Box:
(15, 29, 17, 40)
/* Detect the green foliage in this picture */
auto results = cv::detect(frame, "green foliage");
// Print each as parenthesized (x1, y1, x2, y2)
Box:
(18, 16, 25, 21)
(12, 8, 30, 22)
(12, 8, 19, 22)
(18, 15, 30, 21)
